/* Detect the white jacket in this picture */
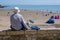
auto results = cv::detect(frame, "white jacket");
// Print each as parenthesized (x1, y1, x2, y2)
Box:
(10, 13, 30, 30)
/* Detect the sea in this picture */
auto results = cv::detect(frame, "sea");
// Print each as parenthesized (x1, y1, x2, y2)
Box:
(0, 5, 60, 13)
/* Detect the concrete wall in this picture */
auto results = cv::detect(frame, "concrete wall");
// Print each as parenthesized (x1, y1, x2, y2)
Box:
(0, 30, 60, 40)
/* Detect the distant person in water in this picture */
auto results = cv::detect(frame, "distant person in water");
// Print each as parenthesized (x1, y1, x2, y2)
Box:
(10, 7, 30, 31)
(46, 16, 55, 24)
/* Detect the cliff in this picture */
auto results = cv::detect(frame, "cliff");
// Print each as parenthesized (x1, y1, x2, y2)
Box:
(0, 5, 5, 8)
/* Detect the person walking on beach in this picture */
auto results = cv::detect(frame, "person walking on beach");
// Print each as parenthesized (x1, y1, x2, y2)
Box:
(10, 7, 31, 31)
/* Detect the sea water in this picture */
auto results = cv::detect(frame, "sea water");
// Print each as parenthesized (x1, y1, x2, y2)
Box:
(0, 5, 60, 12)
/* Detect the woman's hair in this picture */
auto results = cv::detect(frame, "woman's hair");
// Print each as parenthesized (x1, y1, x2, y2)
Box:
(51, 16, 54, 18)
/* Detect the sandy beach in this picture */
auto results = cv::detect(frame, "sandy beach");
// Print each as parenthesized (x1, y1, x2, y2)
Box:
(0, 10, 60, 31)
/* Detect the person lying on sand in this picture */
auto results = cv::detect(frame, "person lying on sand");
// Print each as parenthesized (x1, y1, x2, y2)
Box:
(10, 7, 31, 31)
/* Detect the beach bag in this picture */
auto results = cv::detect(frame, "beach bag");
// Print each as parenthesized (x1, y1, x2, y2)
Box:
(29, 19, 34, 23)
(31, 25, 40, 30)
(54, 16, 59, 19)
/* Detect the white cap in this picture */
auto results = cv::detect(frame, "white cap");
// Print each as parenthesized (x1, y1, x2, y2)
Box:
(14, 7, 20, 12)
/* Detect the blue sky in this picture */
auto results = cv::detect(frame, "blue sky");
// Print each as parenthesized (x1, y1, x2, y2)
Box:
(0, 0, 60, 5)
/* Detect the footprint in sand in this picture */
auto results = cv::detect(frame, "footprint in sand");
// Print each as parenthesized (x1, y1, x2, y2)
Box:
(0, 19, 2, 21)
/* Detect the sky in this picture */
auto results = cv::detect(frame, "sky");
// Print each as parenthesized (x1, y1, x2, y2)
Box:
(0, 0, 60, 5)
